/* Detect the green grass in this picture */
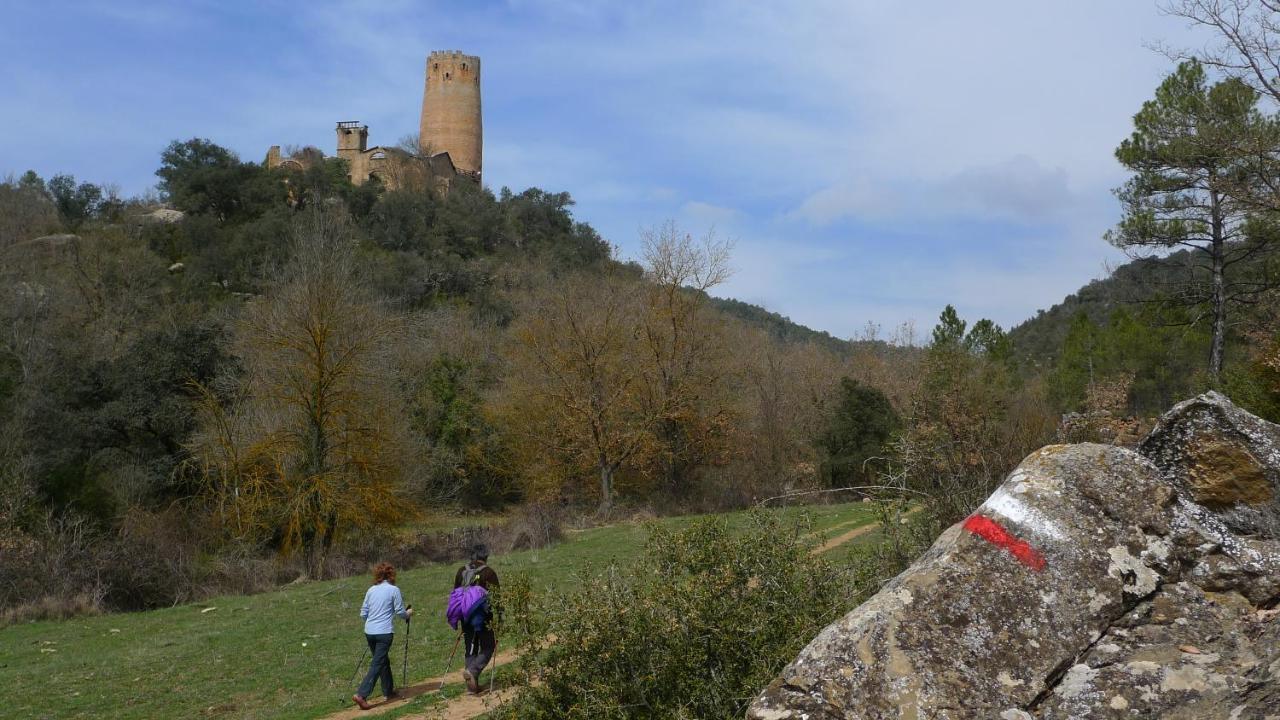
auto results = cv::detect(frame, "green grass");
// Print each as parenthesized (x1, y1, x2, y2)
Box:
(0, 502, 879, 720)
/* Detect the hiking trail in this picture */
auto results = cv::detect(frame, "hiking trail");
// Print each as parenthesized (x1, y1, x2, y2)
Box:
(319, 515, 883, 720)
(319, 646, 520, 720)
(813, 506, 919, 554)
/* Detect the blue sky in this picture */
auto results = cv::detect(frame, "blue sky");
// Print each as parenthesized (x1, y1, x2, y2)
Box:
(2, 1, 1206, 338)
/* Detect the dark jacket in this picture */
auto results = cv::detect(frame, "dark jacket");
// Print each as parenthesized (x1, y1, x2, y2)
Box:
(453, 561, 500, 592)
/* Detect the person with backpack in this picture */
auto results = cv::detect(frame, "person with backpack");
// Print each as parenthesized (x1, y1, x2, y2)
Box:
(452, 544, 499, 693)
(352, 562, 413, 710)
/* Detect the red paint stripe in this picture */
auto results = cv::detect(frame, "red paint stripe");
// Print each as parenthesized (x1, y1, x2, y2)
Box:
(962, 514, 1046, 571)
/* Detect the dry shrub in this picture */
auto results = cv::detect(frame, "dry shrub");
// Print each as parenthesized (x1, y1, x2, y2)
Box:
(339, 503, 567, 573)
(0, 593, 102, 626)
(500, 502, 564, 551)
(1057, 373, 1144, 445)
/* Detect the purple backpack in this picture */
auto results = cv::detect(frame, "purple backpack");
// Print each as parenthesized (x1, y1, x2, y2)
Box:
(445, 563, 489, 630)
(446, 585, 487, 630)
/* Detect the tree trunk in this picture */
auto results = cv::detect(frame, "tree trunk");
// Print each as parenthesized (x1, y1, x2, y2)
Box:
(1209, 190, 1227, 382)
(598, 463, 614, 516)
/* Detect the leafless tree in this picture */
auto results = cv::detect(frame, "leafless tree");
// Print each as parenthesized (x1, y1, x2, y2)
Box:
(1161, 1, 1280, 105)
(189, 207, 414, 576)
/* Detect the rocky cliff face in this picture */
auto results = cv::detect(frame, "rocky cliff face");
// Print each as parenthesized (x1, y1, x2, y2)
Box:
(748, 392, 1280, 719)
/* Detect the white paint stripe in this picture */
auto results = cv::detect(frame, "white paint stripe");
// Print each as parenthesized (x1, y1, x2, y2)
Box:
(981, 488, 1065, 540)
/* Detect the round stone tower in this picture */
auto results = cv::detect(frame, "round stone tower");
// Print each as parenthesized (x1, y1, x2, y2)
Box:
(419, 50, 482, 178)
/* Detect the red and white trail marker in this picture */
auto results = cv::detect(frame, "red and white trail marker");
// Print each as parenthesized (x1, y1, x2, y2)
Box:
(962, 514, 1048, 571)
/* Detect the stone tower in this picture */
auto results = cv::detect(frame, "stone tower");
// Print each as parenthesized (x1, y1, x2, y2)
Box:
(419, 51, 482, 178)
(335, 121, 369, 157)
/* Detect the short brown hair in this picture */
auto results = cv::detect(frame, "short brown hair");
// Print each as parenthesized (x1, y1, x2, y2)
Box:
(372, 562, 397, 585)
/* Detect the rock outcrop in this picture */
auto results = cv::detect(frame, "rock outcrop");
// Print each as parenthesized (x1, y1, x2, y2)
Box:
(748, 392, 1280, 719)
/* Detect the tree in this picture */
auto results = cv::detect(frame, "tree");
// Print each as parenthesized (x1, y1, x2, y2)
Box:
(0, 172, 58, 247)
(1047, 308, 1208, 414)
(502, 271, 659, 514)
(156, 138, 281, 221)
(1107, 60, 1279, 380)
(639, 222, 734, 497)
(964, 318, 1012, 363)
(931, 304, 967, 347)
(45, 174, 102, 231)
(190, 207, 410, 576)
(899, 306, 1042, 532)
(817, 378, 899, 488)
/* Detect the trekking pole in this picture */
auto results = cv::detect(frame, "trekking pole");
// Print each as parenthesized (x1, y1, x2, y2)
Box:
(437, 629, 463, 694)
(344, 647, 368, 704)
(489, 633, 498, 693)
(402, 605, 412, 687)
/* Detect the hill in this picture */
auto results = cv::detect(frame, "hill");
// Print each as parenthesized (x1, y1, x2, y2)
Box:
(1007, 245, 1279, 418)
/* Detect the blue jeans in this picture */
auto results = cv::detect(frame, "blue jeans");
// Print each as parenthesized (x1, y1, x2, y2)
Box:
(357, 632, 395, 699)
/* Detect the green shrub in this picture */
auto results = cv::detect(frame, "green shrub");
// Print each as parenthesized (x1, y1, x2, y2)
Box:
(501, 512, 856, 719)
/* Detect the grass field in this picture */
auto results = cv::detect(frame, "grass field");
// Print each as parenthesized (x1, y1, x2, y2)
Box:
(0, 503, 882, 720)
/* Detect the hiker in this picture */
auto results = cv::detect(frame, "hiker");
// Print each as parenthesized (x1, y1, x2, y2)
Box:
(453, 544, 499, 693)
(352, 562, 413, 710)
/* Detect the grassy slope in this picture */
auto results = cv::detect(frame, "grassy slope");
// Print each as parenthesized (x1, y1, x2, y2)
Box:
(0, 503, 879, 720)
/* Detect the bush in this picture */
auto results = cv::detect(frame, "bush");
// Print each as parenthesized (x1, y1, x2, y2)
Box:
(500, 512, 855, 719)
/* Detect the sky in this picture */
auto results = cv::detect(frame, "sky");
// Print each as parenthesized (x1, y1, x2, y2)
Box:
(0, 1, 1211, 339)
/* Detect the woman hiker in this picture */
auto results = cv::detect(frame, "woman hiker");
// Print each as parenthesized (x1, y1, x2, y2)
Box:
(454, 544, 499, 693)
(352, 562, 413, 710)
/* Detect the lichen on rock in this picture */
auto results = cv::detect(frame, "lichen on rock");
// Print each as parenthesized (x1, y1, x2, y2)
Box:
(747, 393, 1280, 720)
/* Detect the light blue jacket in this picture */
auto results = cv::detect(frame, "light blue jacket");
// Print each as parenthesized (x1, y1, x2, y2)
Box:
(360, 581, 409, 635)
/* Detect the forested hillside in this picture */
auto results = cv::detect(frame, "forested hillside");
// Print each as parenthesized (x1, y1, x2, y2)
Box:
(2, 140, 968, 621)
(2, 93, 1278, 635)
(1010, 246, 1279, 418)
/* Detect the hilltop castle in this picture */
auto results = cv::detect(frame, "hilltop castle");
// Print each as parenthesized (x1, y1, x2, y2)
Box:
(266, 50, 482, 190)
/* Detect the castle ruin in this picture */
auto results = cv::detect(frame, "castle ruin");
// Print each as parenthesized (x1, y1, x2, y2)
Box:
(266, 50, 482, 191)
(420, 51, 481, 178)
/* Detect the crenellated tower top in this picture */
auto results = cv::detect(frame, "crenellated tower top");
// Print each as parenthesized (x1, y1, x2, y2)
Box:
(420, 51, 482, 177)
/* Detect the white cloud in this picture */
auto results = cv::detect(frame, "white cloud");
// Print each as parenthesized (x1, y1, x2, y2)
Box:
(790, 177, 900, 226)
(680, 201, 739, 227)
(0, 0, 1215, 338)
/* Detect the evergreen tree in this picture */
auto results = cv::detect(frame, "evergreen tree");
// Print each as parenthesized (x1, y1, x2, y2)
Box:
(1108, 59, 1280, 381)
(818, 378, 899, 488)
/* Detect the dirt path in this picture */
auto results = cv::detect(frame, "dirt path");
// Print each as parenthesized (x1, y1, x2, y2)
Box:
(397, 681, 526, 720)
(319, 646, 521, 720)
(814, 507, 919, 555)
(322, 517, 888, 720)
(803, 515, 870, 543)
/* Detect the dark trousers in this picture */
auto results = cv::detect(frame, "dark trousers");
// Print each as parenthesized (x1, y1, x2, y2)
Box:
(357, 632, 395, 699)
(463, 626, 496, 679)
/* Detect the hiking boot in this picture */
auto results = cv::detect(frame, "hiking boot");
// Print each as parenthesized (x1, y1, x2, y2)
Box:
(462, 669, 479, 693)
(384, 691, 401, 701)
(351, 694, 372, 710)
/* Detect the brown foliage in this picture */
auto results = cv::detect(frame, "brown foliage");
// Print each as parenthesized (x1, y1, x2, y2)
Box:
(498, 224, 742, 513)
(498, 269, 657, 512)
(188, 208, 415, 576)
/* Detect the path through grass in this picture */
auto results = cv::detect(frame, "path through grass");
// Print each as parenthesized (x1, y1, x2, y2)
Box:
(0, 502, 879, 720)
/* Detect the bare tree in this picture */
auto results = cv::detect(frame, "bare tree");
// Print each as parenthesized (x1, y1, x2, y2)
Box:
(501, 270, 661, 514)
(190, 207, 412, 576)
(639, 222, 735, 496)
(1161, 1, 1280, 105)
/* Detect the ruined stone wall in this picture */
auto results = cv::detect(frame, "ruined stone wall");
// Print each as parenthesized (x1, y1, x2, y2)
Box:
(419, 50, 482, 177)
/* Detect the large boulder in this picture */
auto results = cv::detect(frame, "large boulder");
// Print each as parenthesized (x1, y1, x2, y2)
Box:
(748, 393, 1280, 720)
(1142, 391, 1280, 540)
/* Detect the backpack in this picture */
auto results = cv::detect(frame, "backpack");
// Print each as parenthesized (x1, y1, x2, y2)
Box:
(460, 562, 485, 588)
(445, 562, 489, 631)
